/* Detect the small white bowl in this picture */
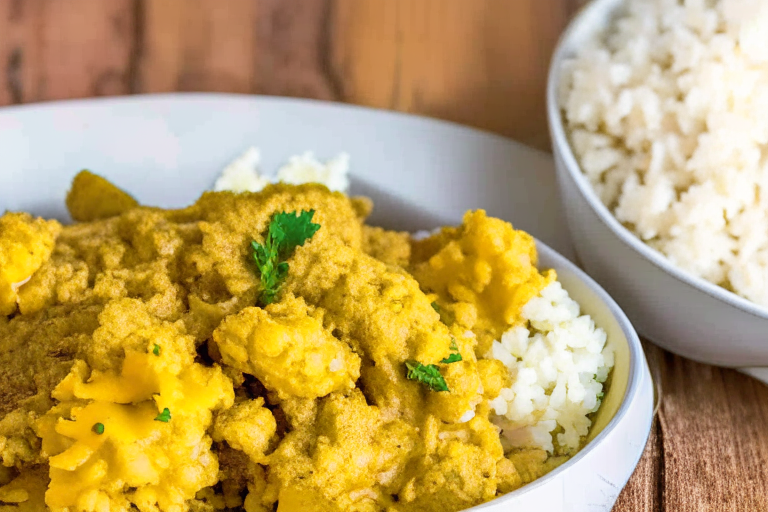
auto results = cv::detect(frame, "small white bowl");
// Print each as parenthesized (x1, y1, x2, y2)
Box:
(547, 0, 768, 367)
(0, 94, 653, 512)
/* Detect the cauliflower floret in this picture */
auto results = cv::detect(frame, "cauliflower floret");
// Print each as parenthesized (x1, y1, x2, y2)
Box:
(213, 398, 276, 463)
(213, 296, 360, 399)
(36, 302, 235, 512)
(0, 212, 60, 316)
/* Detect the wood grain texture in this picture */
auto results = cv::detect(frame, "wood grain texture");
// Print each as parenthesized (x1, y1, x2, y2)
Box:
(612, 343, 768, 512)
(3, 1, 768, 511)
(0, 0, 135, 103)
(329, 0, 574, 150)
(655, 345, 768, 511)
(139, 0, 339, 98)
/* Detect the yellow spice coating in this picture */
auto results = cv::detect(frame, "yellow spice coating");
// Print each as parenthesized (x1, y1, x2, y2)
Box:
(0, 212, 60, 316)
(65, 170, 139, 222)
(0, 178, 558, 512)
(212, 398, 276, 463)
(411, 209, 555, 354)
(215, 296, 361, 400)
(34, 298, 234, 512)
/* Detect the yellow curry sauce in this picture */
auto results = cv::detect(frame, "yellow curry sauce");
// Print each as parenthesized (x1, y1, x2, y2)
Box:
(0, 175, 559, 512)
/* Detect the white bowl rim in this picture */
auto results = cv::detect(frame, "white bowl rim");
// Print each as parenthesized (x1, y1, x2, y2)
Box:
(546, 0, 768, 322)
(0, 93, 650, 506)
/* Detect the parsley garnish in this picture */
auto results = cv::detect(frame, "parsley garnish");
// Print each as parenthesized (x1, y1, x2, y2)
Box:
(155, 408, 171, 423)
(405, 360, 449, 392)
(441, 337, 463, 364)
(92, 423, 105, 435)
(432, 302, 454, 326)
(152, 344, 160, 356)
(252, 210, 321, 305)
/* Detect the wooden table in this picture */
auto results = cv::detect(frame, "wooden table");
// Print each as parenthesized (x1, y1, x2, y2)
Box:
(2, 1, 768, 510)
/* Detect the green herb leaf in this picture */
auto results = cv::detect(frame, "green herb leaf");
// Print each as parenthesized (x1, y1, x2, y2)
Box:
(152, 344, 160, 356)
(405, 360, 449, 392)
(433, 302, 455, 326)
(271, 211, 321, 257)
(252, 210, 321, 306)
(441, 353, 463, 364)
(92, 422, 105, 435)
(154, 408, 171, 423)
(440, 337, 463, 364)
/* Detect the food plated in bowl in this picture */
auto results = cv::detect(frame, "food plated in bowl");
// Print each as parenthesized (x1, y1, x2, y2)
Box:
(0, 95, 653, 512)
(548, 0, 768, 366)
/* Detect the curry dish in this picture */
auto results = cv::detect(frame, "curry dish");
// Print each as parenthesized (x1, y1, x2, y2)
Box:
(0, 171, 608, 511)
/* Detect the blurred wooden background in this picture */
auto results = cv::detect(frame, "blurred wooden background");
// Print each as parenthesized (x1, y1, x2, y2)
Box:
(3, 1, 768, 511)
(0, 0, 583, 151)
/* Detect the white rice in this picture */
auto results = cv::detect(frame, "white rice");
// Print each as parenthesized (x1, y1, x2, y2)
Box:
(213, 147, 350, 193)
(489, 281, 613, 453)
(410, 227, 443, 241)
(561, 0, 768, 308)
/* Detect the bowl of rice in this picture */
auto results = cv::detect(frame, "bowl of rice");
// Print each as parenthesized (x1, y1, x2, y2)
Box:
(548, 0, 768, 366)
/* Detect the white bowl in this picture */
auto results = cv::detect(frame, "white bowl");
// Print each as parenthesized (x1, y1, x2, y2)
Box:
(547, 0, 768, 367)
(0, 94, 653, 511)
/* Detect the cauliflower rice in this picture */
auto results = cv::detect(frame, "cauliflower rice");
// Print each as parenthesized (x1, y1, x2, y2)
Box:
(214, 147, 350, 193)
(489, 282, 612, 453)
(216, 150, 615, 456)
(561, 0, 768, 308)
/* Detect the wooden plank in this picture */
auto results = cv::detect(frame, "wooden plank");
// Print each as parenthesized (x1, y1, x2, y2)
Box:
(252, 0, 339, 99)
(138, 0, 258, 93)
(328, 0, 574, 150)
(138, 0, 339, 99)
(0, 0, 135, 105)
(645, 343, 768, 511)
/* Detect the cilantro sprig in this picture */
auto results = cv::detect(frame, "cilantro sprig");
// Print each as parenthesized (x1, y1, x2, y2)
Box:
(407, 338, 462, 392)
(251, 210, 321, 306)
(441, 337, 463, 364)
(406, 360, 449, 392)
(155, 408, 171, 423)
(431, 300, 455, 326)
